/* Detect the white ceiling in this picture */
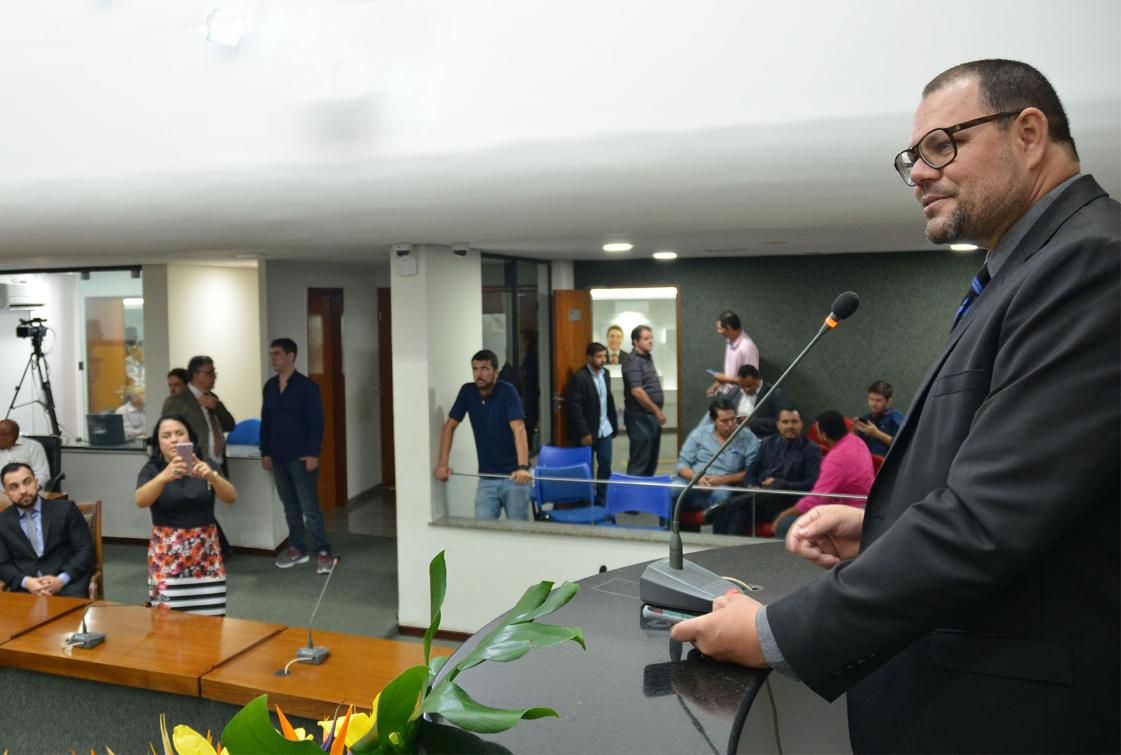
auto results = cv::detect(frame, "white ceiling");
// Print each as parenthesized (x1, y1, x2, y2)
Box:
(1, 0, 1118, 269)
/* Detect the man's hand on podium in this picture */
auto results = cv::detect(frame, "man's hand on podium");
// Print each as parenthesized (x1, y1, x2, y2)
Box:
(670, 591, 768, 668)
(785, 504, 864, 568)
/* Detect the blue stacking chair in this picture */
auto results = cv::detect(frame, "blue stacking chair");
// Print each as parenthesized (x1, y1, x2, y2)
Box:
(226, 418, 261, 446)
(532, 462, 607, 525)
(537, 444, 593, 471)
(603, 472, 673, 529)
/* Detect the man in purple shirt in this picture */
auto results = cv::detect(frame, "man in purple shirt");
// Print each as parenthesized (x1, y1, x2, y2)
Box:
(707, 311, 760, 397)
(772, 410, 872, 539)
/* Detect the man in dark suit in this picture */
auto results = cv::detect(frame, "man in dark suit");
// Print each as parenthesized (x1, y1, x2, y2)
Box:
(673, 59, 1119, 752)
(564, 341, 617, 504)
(162, 354, 235, 555)
(0, 462, 93, 597)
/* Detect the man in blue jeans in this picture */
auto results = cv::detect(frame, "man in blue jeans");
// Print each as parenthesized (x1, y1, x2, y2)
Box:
(260, 337, 334, 574)
(434, 350, 533, 519)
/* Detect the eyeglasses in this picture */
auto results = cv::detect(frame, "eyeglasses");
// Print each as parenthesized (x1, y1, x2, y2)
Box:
(893, 110, 1022, 186)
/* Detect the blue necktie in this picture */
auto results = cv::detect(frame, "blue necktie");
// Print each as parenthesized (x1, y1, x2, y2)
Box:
(22, 510, 44, 557)
(953, 264, 990, 330)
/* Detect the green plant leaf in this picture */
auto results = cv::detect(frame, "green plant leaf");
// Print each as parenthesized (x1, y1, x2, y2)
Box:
(427, 653, 449, 688)
(374, 664, 427, 753)
(455, 622, 585, 673)
(509, 581, 579, 623)
(503, 581, 553, 623)
(219, 695, 324, 754)
(420, 681, 557, 734)
(423, 551, 447, 667)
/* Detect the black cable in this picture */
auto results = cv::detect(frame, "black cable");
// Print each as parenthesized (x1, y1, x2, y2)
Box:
(728, 667, 772, 754)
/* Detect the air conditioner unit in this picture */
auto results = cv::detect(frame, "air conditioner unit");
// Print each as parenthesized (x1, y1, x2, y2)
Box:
(0, 283, 46, 310)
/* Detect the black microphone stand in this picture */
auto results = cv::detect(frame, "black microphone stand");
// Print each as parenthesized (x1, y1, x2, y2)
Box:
(640, 293, 859, 613)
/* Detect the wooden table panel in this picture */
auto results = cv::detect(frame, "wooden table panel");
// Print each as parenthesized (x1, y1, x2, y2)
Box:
(202, 627, 455, 720)
(0, 603, 284, 696)
(0, 593, 88, 643)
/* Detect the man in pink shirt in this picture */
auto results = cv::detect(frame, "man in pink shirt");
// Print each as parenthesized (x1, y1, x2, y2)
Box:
(773, 410, 873, 538)
(707, 311, 760, 397)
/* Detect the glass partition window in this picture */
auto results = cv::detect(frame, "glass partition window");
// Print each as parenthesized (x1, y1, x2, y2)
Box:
(0, 268, 144, 442)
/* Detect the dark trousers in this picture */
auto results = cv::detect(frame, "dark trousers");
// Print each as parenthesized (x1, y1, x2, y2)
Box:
(273, 459, 332, 555)
(625, 410, 661, 477)
(591, 435, 613, 504)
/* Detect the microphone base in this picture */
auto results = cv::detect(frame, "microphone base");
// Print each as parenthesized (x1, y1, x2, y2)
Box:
(68, 630, 106, 649)
(639, 558, 740, 614)
(296, 645, 330, 664)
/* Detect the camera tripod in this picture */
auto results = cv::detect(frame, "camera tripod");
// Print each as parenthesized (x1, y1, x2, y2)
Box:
(6, 332, 61, 437)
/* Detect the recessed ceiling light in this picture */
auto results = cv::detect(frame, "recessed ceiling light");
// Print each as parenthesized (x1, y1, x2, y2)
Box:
(950, 243, 979, 252)
(602, 242, 634, 253)
(652, 251, 677, 261)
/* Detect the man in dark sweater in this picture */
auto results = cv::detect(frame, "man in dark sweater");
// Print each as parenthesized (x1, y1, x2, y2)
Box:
(738, 407, 822, 531)
(260, 337, 333, 574)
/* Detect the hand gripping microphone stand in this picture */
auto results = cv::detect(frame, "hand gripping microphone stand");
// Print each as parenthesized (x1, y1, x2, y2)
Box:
(639, 292, 861, 613)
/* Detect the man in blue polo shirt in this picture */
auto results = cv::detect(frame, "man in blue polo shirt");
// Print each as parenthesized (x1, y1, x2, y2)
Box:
(434, 349, 533, 520)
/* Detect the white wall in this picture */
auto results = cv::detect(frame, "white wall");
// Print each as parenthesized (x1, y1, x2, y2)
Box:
(262, 260, 389, 496)
(165, 264, 262, 422)
(391, 247, 710, 632)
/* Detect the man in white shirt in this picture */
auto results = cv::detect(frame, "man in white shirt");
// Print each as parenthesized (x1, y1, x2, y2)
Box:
(0, 420, 50, 504)
(114, 386, 147, 440)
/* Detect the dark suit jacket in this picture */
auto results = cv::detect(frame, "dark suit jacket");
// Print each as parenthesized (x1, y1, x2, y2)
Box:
(745, 433, 821, 491)
(162, 388, 236, 463)
(564, 366, 618, 445)
(768, 176, 1120, 753)
(0, 498, 94, 596)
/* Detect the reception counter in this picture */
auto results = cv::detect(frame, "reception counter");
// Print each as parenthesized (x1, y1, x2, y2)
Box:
(60, 445, 288, 552)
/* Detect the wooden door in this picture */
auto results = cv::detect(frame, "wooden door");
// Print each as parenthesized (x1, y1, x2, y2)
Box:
(307, 289, 347, 511)
(85, 297, 127, 413)
(551, 290, 592, 446)
(376, 288, 395, 489)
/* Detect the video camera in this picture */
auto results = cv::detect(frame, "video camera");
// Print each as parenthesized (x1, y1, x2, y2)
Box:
(16, 317, 47, 340)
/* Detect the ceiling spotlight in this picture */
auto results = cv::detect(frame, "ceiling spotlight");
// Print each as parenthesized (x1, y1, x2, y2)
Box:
(652, 251, 677, 261)
(207, 9, 246, 47)
(602, 242, 634, 253)
(950, 243, 979, 252)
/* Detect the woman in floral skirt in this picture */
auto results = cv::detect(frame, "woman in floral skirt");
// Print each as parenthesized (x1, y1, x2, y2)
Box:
(135, 414, 236, 615)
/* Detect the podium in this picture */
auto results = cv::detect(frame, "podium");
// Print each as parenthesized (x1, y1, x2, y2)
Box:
(435, 542, 851, 754)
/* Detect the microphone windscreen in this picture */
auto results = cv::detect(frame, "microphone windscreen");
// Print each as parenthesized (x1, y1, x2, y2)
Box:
(830, 291, 860, 320)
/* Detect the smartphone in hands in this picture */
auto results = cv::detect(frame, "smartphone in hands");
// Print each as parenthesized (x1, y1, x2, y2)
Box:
(175, 442, 194, 470)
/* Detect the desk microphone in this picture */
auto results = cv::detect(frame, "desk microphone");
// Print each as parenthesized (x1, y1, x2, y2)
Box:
(295, 556, 341, 665)
(68, 603, 108, 649)
(640, 292, 861, 613)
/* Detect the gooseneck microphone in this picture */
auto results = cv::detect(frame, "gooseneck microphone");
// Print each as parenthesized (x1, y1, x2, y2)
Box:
(640, 292, 861, 613)
(67, 603, 108, 649)
(295, 556, 341, 665)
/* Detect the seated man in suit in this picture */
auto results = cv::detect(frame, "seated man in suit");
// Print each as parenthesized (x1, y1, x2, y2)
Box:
(735, 407, 822, 532)
(0, 462, 94, 597)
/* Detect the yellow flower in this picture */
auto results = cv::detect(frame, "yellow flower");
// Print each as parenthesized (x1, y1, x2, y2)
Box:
(171, 725, 218, 755)
(318, 694, 378, 749)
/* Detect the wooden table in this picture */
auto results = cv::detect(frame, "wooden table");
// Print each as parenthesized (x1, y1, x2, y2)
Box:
(0, 592, 88, 643)
(201, 627, 454, 720)
(0, 603, 284, 696)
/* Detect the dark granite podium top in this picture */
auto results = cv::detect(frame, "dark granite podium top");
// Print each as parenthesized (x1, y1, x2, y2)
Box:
(434, 541, 851, 754)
